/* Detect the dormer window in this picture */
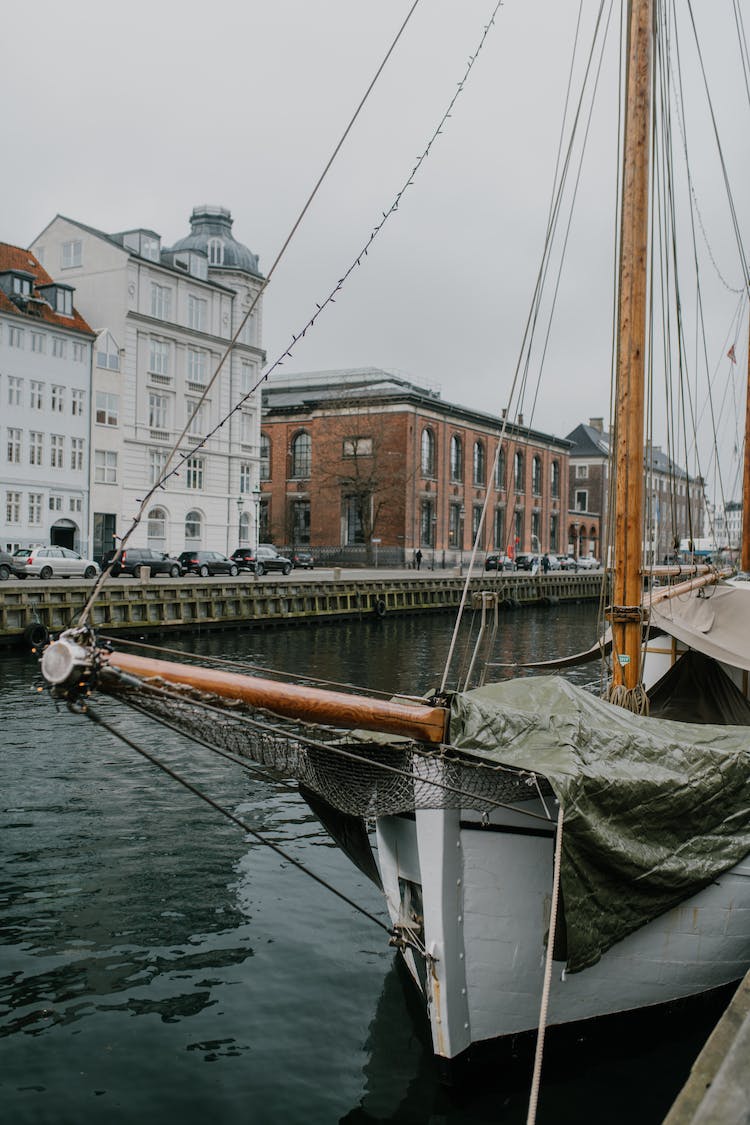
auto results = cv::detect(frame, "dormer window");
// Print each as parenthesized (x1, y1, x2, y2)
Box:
(207, 238, 224, 266)
(123, 230, 161, 261)
(12, 275, 32, 297)
(55, 288, 73, 316)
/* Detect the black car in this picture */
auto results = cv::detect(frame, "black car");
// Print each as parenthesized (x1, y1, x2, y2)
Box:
(291, 550, 314, 570)
(103, 547, 183, 578)
(0, 550, 26, 580)
(230, 545, 292, 576)
(178, 550, 239, 577)
(484, 553, 515, 572)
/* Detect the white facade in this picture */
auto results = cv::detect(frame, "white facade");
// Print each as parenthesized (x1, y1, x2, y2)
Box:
(31, 210, 265, 561)
(0, 264, 93, 555)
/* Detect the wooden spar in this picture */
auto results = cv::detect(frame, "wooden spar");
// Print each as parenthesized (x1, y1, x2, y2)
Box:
(646, 568, 729, 607)
(611, 0, 652, 693)
(105, 651, 449, 745)
(743, 320, 750, 572)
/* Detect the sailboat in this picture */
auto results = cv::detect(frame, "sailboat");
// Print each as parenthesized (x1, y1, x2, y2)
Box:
(39, 0, 750, 1079)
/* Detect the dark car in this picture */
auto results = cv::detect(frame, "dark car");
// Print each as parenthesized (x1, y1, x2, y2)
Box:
(230, 545, 292, 576)
(514, 553, 538, 571)
(484, 553, 515, 572)
(103, 547, 183, 578)
(178, 550, 239, 577)
(0, 550, 26, 580)
(291, 550, 314, 570)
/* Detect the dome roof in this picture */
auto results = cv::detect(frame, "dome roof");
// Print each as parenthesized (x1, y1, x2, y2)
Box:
(170, 205, 261, 277)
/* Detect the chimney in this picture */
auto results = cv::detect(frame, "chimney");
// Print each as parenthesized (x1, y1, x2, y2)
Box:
(517, 413, 524, 426)
(501, 408, 507, 419)
(589, 417, 604, 431)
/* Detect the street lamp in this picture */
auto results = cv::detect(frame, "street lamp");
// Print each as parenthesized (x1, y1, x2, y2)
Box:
(236, 496, 245, 548)
(251, 485, 262, 553)
(574, 520, 580, 570)
(459, 504, 465, 574)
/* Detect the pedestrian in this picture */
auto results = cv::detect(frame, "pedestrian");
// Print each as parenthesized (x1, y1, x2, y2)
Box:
(415, 548, 423, 571)
(542, 553, 550, 573)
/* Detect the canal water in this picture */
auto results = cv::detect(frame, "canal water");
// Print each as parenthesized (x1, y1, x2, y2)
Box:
(0, 605, 723, 1123)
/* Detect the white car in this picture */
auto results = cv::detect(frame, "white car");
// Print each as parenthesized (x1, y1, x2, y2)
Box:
(13, 546, 101, 580)
(576, 555, 600, 570)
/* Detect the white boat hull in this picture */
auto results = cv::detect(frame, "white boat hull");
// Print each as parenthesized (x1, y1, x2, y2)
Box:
(376, 805, 750, 1062)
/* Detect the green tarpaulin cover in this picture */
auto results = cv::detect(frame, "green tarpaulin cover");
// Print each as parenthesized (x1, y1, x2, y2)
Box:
(450, 676, 750, 972)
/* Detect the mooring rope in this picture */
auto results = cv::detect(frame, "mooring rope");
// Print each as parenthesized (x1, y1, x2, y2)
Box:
(77, 701, 391, 934)
(526, 803, 565, 1125)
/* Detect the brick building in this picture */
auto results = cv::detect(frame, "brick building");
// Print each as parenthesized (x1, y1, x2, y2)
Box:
(261, 369, 571, 566)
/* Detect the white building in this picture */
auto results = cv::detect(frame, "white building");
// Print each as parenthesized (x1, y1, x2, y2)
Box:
(31, 206, 265, 561)
(0, 243, 94, 554)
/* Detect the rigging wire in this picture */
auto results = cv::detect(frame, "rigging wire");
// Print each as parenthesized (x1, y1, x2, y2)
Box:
(77, 701, 392, 933)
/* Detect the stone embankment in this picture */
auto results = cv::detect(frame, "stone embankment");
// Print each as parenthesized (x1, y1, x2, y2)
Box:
(0, 568, 605, 648)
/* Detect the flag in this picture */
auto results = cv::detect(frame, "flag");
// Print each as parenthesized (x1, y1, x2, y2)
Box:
(727, 345, 737, 363)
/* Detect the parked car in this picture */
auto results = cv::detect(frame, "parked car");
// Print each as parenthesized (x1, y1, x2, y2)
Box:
(231, 545, 293, 577)
(484, 553, 515, 572)
(557, 555, 577, 570)
(514, 553, 538, 571)
(178, 550, 239, 577)
(291, 550, 315, 569)
(0, 550, 27, 580)
(102, 547, 183, 578)
(13, 546, 101, 580)
(576, 555, 601, 570)
(545, 553, 562, 571)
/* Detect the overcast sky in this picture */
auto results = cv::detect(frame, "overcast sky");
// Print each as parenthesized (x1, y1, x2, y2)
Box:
(4, 1, 750, 487)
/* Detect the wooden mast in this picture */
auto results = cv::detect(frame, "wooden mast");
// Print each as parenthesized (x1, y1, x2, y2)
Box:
(611, 0, 653, 697)
(742, 323, 750, 572)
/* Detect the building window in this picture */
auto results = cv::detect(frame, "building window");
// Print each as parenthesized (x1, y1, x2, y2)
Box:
(95, 449, 118, 484)
(343, 495, 366, 545)
(531, 510, 541, 548)
(8, 376, 22, 406)
(50, 434, 65, 468)
(532, 456, 542, 496)
(29, 493, 43, 525)
(472, 505, 482, 544)
(31, 332, 46, 354)
(187, 348, 207, 384)
(550, 512, 559, 552)
(9, 326, 24, 349)
(260, 434, 270, 480)
(6, 491, 21, 523)
(239, 412, 253, 445)
(575, 490, 588, 512)
(494, 507, 506, 550)
(576, 463, 589, 479)
(96, 331, 120, 370)
(449, 503, 462, 548)
(185, 509, 202, 541)
(62, 240, 82, 268)
(290, 432, 311, 478)
(450, 435, 463, 482)
(7, 428, 21, 463)
(30, 381, 43, 410)
(207, 238, 224, 266)
(95, 393, 118, 426)
(420, 499, 435, 547)
(551, 460, 560, 499)
(147, 506, 167, 545)
(421, 428, 436, 477)
(12, 275, 31, 297)
(514, 451, 525, 492)
(140, 236, 160, 262)
(149, 338, 169, 375)
(149, 448, 168, 485)
(292, 500, 311, 546)
(343, 436, 373, 457)
(55, 289, 73, 317)
(240, 362, 253, 396)
(29, 432, 43, 465)
(148, 393, 168, 430)
(51, 384, 65, 412)
(514, 509, 523, 551)
(150, 283, 172, 320)
(187, 295, 207, 331)
(186, 457, 204, 490)
(186, 399, 205, 436)
(238, 511, 250, 546)
(49, 495, 63, 512)
(70, 438, 84, 471)
(495, 447, 506, 490)
(71, 389, 86, 416)
(73, 341, 86, 362)
(473, 441, 486, 486)
(239, 462, 252, 494)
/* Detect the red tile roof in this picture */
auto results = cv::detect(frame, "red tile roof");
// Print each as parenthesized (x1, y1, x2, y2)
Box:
(0, 242, 94, 336)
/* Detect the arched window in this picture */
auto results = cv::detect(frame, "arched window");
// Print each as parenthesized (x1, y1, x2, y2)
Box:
(207, 238, 224, 266)
(495, 447, 506, 490)
(290, 431, 311, 478)
(421, 428, 436, 477)
(450, 434, 463, 482)
(239, 511, 250, 546)
(147, 506, 167, 547)
(260, 434, 270, 480)
(185, 509, 202, 543)
(551, 459, 560, 499)
(532, 456, 542, 496)
(473, 440, 485, 486)
(514, 451, 525, 492)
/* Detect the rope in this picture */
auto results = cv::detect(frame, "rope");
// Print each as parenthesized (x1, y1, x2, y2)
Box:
(77, 701, 391, 934)
(526, 803, 565, 1125)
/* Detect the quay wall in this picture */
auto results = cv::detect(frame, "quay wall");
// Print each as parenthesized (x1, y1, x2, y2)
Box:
(0, 571, 605, 648)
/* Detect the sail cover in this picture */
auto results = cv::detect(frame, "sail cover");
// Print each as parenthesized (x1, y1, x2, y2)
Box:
(649, 583, 750, 672)
(450, 675, 750, 972)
